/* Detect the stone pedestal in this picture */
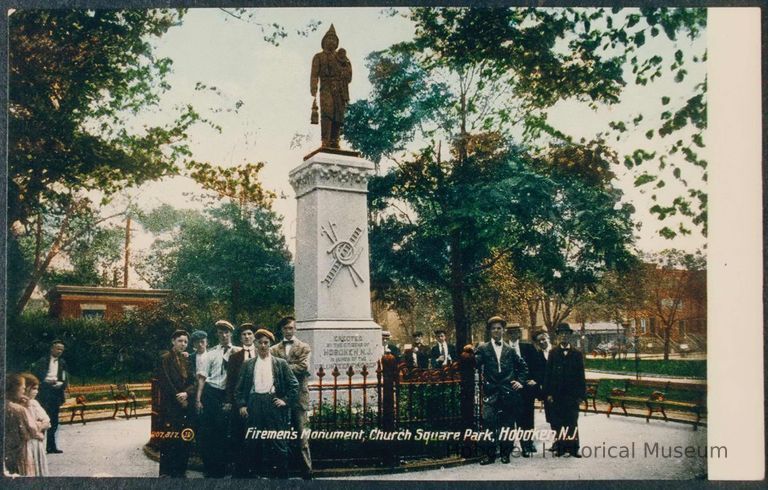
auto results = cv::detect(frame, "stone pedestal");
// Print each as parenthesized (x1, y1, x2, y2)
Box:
(289, 151, 382, 378)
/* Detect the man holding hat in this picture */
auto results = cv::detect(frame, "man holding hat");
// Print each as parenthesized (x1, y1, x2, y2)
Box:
(475, 316, 528, 464)
(271, 316, 313, 479)
(543, 323, 586, 457)
(196, 319, 240, 477)
(235, 328, 298, 478)
(226, 323, 257, 477)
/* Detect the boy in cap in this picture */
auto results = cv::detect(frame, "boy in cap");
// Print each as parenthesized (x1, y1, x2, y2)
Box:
(381, 331, 401, 358)
(543, 323, 586, 457)
(196, 320, 240, 477)
(157, 329, 195, 477)
(236, 328, 298, 478)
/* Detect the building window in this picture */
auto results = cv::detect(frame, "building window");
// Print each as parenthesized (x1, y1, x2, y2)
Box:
(640, 318, 647, 335)
(80, 304, 106, 320)
(678, 320, 686, 337)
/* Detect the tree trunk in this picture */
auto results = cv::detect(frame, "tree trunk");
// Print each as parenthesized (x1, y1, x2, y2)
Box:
(527, 298, 539, 329)
(123, 216, 131, 287)
(16, 239, 64, 315)
(449, 230, 470, 351)
(15, 207, 75, 315)
(663, 324, 671, 361)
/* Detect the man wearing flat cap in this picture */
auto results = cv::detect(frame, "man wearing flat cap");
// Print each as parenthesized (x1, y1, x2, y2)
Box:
(271, 316, 313, 479)
(226, 323, 256, 477)
(196, 319, 241, 477)
(157, 329, 195, 477)
(475, 316, 528, 464)
(543, 323, 586, 458)
(381, 331, 401, 358)
(236, 328, 299, 478)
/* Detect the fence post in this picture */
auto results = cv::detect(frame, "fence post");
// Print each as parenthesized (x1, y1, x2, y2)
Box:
(381, 353, 397, 431)
(380, 353, 398, 466)
(458, 345, 476, 458)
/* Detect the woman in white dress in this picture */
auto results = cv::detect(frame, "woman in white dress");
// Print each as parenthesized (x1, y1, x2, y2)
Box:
(22, 374, 50, 476)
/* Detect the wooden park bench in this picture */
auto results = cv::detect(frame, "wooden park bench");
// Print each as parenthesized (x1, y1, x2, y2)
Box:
(583, 380, 600, 413)
(62, 382, 152, 424)
(606, 379, 706, 430)
(646, 381, 707, 430)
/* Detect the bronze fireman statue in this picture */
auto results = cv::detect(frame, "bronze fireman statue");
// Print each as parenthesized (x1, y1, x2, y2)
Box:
(310, 25, 352, 149)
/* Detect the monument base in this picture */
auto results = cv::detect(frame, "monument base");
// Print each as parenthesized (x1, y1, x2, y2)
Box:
(303, 147, 361, 161)
(296, 320, 382, 379)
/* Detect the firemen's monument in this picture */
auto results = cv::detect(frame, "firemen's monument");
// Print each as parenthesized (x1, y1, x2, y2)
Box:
(288, 25, 382, 377)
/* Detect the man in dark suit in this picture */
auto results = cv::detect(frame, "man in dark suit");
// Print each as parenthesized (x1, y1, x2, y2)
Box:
(544, 324, 586, 458)
(31, 340, 68, 453)
(404, 331, 430, 370)
(235, 328, 299, 478)
(225, 323, 256, 477)
(475, 316, 528, 464)
(516, 328, 549, 456)
(157, 329, 196, 477)
(271, 316, 312, 479)
(430, 330, 457, 368)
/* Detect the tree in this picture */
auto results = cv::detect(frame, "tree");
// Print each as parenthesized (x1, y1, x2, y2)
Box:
(346, 8, 641, 349)
(137, 202, 293, 325)
(642, 249, 706, 360)
(135, 160, 292, 325)
(11, 197, 128, 314)
(9, 9, 196, 227)
(8, 9, 201, 314)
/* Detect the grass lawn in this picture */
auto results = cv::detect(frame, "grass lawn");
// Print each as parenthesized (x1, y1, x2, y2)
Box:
(585, 359, 706, 379)
(67, 372, 152, 387)
(593, 378, 705, 403)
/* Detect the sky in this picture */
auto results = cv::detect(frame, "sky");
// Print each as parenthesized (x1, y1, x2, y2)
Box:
(95, 7, 708, 283)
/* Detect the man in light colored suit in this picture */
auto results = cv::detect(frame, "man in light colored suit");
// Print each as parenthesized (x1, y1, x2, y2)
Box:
(271, 316, 312, 479)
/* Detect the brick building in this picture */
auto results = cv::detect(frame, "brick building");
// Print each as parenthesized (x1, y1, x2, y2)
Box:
(47, 285, 171, 321)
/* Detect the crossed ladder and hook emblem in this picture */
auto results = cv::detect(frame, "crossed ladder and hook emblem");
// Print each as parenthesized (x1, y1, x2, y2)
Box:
(320, 221, 364, 287)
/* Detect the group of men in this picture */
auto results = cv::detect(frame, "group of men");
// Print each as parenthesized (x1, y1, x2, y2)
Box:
(156, 316, 312, 479)
(389, 317, 586, 462)
(477, 316, 586, 463)
(385, 329, 457, 369)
